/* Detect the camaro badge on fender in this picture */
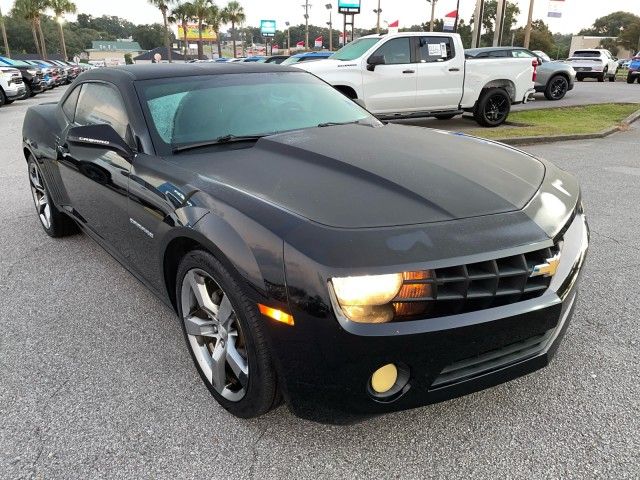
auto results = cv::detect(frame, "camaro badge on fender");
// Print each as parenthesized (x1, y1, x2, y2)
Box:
(531, 254, 561, 277)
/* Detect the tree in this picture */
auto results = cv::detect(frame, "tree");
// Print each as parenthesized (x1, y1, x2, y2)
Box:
(206, 4, 224, 59)
(132, 23, 172, 50)
(149, 0, 174, 62)
(13, 0, 49, 57)
(170, 2, 195, 59)
(513, 19, 554, 53)
(222, 1, 245, 58)
(191, 0, 211, 59)
(579, 11, 640, 37)
(481, 0, 520, 47)
(124, 52, 133, 64)
(620, 21, 640, 54)
(49, 0, 76, 60)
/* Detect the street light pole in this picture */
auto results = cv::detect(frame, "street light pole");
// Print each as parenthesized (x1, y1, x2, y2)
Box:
(0, 6, 10, 58)
(428, 0, 437, 32)
(524, 0, 535, 49)
(374, 0, 381, 34)
(303, 1, 312, 49)
(285, 21, 291, 55)
(326, 4, 333, 51)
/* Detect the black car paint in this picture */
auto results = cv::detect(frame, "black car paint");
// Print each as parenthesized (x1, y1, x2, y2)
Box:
(22, 64, 587, 422)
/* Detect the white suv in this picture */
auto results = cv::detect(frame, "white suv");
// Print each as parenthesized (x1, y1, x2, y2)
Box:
(566, 49, 619, 82)
(0, 67, 26, 106)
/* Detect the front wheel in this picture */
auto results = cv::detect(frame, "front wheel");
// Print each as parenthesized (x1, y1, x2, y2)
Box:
(176, 250, 280, 418)
(628, 74, 635, 84)
(474, 89, 511, 128)
(545, 75, 569, 100)
(28, 157, 78, 237)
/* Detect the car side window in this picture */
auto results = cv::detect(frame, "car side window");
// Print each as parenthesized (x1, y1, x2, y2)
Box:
(373, 38, 412, 65)
(74, 83, 130, 139)
(418, 37, 455, 63)
(61, 85, 82, 121)
(512, 50, 535, 58)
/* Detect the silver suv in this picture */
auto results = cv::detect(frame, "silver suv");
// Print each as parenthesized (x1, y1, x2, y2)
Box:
(466, 47, 576, 101)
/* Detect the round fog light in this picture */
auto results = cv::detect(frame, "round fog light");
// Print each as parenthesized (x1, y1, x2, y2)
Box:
(371, 363, 398, 394)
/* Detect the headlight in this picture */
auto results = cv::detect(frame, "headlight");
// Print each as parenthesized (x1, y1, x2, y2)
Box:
(27, 69, 38, 75)
(331, 273, 403, 323)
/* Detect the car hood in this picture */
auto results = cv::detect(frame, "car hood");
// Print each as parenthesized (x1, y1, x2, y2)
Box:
(294, 58, 348, 72)
(176, 124, 545, 229)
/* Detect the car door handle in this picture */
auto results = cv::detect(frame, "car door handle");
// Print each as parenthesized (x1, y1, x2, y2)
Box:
(449, 68, 461, 72)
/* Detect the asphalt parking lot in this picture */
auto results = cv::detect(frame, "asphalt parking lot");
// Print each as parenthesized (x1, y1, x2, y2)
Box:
(1, 86, 638, 479)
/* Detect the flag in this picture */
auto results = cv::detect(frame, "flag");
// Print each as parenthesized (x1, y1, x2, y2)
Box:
(296, 40, 305, 50)
(314, 36, 323, 48)
(388, 20, 399, 28)
(548, 0, 564, 18)
(443, 10, 457, 32)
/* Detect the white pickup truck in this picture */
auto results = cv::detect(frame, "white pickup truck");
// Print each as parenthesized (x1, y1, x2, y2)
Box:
(296, 32, 537, 127)
(0, 66, 26, 107)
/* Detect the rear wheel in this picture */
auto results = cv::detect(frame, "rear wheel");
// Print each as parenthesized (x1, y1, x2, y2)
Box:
(544, 75, 569, 100)
(176, 250, 280, 418)
(28, 157, 78, 237)
(474, 89, 511, 128)
(0, 88, 6, 107)
(598, 69, 607, 82)
(609, 70, 617, 82)
(628, 73, 635, 84)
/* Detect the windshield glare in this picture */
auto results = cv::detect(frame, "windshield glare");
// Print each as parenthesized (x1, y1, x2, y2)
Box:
(330, 38, 381, 61)
(138, 72, 376, 152)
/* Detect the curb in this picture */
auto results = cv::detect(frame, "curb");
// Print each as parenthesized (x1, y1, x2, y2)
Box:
(494, 107, 640, 146)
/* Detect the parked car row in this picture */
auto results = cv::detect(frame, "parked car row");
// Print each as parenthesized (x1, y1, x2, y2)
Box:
(0, 57, 91, 107)
(188, 52, 334, 66)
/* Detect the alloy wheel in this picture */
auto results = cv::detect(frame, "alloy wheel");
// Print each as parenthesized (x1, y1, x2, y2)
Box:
(549, 78, 568, 99)
(484, 95, 509, 123)
(180, 268, 249, 402)
(28, 161, 51, 229)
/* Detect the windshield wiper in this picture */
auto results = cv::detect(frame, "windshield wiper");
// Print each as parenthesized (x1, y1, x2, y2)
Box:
(172, 134, 267, 153)
(317, 120, 363, 128)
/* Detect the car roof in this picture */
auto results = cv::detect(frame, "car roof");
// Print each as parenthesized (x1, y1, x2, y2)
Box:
(77, 62, 302, 82)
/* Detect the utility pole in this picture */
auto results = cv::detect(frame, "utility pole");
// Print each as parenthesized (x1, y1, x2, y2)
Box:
(285, 21, 291, 54)
(471, 0, 485, 48)
(326, 4, 333, 51)
(524, 0, 535, 48)
(493, 0, 506, 47)
(428, 0, 437, 32)
(0, 6, 10, 58)
(374, 0, 381, 34)
(303, 1, 312, 49)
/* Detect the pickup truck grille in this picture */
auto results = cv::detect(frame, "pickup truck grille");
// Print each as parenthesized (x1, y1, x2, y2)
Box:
(11, 74, 23, 84)
(393, 245, 560, 320)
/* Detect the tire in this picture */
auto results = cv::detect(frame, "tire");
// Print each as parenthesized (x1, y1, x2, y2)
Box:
(434, 114, 457, 120)
(27, 157, 79, 237)
(176, 249, 280, 418)
(25, 83, 34, 98)
(609, 70, 617, 82)
(628, 74, 635, 84)
(5, 99, 14, 104)
(577, 76, 584, 82)
(473, 89, 511, 128)
(0, 88, 6, 107)
(544, 75, 569, 101)
(598, 69, 606, 82)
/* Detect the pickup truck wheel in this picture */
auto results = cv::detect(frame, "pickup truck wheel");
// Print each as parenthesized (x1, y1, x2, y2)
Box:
(28, 157, 79, 237)
(474, 89, 511, 128)
(545, 76, 569, 100)
(435, 114, 457, 120)
(628, 73, 635, 84)
(598, 69, 606, 82)
(609, 70, 617, 82)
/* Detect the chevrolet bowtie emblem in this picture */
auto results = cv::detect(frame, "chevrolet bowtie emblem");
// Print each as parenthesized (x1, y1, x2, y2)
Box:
(531, 253, 561, 278)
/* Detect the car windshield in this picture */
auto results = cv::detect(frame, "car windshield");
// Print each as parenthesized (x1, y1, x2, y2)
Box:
(137, 72, 377, 153)
(330, 37, 381, 61)
(280, 55, 304, 65)
(572, 51, 600, 58)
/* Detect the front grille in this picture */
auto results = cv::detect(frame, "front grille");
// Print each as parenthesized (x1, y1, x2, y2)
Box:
(12, 75, 23, 84)
(393, 245, 560, 320)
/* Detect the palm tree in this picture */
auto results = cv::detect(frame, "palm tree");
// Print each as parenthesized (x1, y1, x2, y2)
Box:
(170, 2, 195, 60)
(191, 0, 211, 60)
(207, 4, 224, 59)
(222, 1, 245, 58)
(13, 0, 48, 58)
(49, 0, 76, 60)
(149, 0, 175, 62)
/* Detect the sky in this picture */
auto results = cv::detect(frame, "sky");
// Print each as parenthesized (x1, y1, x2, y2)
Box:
(1, 0, 640, 35)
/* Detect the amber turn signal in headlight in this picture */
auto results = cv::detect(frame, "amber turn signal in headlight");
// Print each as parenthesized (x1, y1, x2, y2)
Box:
(258, 304, 295, 326)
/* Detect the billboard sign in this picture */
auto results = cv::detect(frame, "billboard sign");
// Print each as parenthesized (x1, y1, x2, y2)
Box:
(338, 0, 361, 14)
(260, 20, 277, 37)
(177, 24, 217, 41)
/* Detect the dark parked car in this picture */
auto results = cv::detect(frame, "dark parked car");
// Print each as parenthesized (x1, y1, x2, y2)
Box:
(0, 56, 45, 97)
(22, 63, 588, 422)
(466, 47, 576, 100)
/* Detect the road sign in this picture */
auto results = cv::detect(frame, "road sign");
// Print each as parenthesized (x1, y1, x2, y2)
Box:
(260, 20, 276, 37)
(338, 0, 361, 15)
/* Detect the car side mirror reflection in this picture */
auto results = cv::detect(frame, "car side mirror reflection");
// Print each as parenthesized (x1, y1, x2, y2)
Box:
(67, 124, 134, 160)
(367, 55, 385, 71)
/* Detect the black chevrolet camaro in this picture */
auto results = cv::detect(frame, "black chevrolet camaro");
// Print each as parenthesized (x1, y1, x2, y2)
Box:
(22, 63, 588, 422)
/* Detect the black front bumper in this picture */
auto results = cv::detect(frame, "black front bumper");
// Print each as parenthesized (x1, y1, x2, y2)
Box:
(273, 213, 588, 423)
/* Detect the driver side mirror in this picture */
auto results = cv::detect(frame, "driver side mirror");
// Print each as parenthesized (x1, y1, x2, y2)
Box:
(67, 124, 134, 160)
(367, 55, 386, 71)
